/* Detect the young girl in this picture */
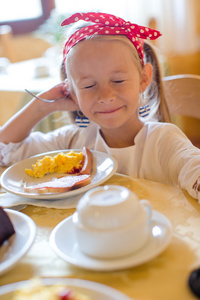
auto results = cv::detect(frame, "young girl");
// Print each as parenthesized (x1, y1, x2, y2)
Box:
(0, 12, 199, 201)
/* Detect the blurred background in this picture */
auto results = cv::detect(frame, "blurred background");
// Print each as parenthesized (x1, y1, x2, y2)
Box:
(1, 0, 199, 72)
(0, 0, 199, 139)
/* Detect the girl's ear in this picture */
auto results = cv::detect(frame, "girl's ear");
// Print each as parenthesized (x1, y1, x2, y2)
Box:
(139, 63, 153, 92)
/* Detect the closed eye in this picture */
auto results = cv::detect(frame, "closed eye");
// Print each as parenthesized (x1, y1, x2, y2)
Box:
(84, 84, 95, 89)
(113, 80, 125, 83)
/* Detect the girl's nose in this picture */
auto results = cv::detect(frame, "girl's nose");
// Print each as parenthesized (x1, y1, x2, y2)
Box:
(97, 86, 115, 103)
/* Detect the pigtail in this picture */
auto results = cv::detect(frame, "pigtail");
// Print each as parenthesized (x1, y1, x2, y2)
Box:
(60, 60, 67, 80)
(143, 42, 171, 123)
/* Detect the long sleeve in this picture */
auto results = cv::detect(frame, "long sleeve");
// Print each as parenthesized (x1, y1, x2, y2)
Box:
(137, 122, 200, 200)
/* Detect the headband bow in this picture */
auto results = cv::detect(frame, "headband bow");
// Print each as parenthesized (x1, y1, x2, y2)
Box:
(61, 12, 161, 65)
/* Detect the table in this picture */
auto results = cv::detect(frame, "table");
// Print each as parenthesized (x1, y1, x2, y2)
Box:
(0, 173, 200, 300)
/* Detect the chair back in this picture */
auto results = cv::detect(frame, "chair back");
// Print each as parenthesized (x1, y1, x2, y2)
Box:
(163, 74, 200, 120)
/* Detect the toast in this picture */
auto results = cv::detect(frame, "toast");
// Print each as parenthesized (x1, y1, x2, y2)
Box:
(24, 174, 91, 194)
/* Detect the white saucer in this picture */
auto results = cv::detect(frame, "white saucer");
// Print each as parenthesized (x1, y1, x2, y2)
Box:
(50, 210, 172, 271)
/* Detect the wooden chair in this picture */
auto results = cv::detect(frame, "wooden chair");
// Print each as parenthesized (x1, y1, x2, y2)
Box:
(162, 74, 200, 148)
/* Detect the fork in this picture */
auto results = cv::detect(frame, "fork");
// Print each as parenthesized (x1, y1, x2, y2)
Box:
(25, 89, 64, 103)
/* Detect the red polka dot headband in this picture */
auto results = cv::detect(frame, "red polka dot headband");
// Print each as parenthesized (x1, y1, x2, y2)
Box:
(61, 12, 162, 65)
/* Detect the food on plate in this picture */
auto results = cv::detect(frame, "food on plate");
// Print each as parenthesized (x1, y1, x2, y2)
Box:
(23, 147, 93, 194)
(11, 278, 89, 300)
(24, 174, 91, 194)
(25, 147, 92, 178)
(0, 206, 15, 246)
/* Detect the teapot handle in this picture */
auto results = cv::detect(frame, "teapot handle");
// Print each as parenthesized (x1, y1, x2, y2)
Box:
(140, 199, 152, 221)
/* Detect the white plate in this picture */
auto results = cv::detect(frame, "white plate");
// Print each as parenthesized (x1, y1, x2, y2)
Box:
(1, 149, 118, 200)
(50, 210, 172, 271)
(0, 278, 132, 300)
(0, 209, 36, 275)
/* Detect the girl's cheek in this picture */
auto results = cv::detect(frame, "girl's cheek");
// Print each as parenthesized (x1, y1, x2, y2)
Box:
(75, 90, 85, 104)
(77, 96, 89, 111)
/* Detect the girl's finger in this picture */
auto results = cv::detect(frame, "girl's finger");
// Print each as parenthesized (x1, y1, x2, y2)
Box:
(62, 79, 70, 96)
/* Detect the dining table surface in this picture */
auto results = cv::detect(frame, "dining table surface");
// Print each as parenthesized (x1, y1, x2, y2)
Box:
(0, 166, 200, 300)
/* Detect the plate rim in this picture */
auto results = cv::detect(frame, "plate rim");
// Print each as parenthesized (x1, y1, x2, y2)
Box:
(1, 149, 118, 200)
(0, 278, 132, 299)
(0, 209, 37, 275)
(49, 210, 173, 271)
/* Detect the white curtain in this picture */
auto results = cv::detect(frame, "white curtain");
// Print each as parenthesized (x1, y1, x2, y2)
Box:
(117, 0, 199, 55)
(156, 0, 198, 54)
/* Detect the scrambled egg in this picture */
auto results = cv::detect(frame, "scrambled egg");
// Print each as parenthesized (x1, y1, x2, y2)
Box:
(12, 279, 89, 300)
(25, 151, 84, 178)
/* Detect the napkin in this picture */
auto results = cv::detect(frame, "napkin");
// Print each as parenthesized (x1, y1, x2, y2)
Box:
(0, 191, 83, 209)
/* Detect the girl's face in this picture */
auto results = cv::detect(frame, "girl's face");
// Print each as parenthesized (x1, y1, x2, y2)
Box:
(66, 37, 151, 132)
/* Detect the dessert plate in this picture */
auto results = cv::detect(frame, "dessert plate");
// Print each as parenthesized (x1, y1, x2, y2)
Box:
(0, 278, 132, 300)
(50, 210, 172, 271)
(0, 209, 36, 275)
(1, 149, 118, 200)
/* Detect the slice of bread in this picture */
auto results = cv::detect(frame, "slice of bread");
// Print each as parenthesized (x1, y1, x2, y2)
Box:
(24, 174, 91, 194)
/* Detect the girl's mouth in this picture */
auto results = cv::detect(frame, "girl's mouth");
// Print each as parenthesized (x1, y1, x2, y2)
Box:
(96, 106, 124, 114)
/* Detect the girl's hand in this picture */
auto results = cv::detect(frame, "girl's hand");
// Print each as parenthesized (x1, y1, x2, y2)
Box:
(37, 80, 80, 113)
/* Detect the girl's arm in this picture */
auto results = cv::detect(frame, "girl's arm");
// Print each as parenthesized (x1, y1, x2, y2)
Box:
(0, 82, 79, 144)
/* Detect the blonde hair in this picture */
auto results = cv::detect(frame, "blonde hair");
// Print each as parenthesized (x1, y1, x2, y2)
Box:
(143, 42, 170, 122)
(61, 21, 171, 123)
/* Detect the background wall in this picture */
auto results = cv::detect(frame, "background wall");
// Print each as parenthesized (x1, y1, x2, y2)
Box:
(0, 32, 51, 62)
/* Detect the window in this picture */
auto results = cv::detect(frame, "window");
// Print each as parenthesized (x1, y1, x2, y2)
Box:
(0, 0, 55, 34)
